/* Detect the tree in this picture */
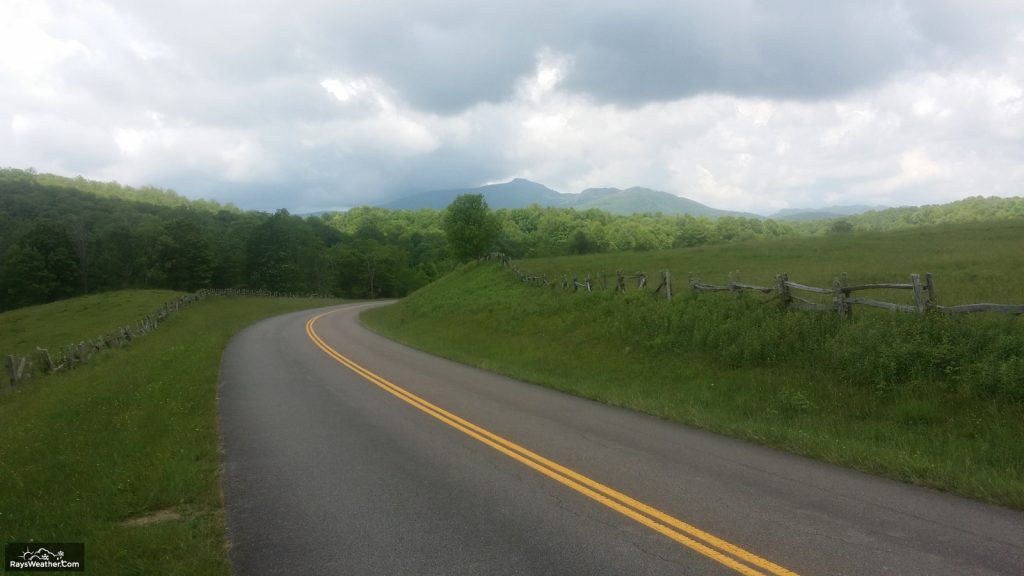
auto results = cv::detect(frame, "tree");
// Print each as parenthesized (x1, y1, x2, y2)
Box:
(0, 220, 81, 309)
(442, 194, 500, 262)
(246, 210, 321, 292)
(830, 220, 854, 234)
(159, 219, 214, 291)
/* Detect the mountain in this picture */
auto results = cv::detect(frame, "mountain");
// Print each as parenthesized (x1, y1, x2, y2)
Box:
(770, 205, 884, 221)
(378, 179, 759, 218)
(380, 178, 564, 210)
(569, 186, 759, 218)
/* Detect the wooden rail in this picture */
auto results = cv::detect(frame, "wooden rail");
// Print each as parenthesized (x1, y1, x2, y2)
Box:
(484, 253, 1024, 319)
(3, 289, 330, 387)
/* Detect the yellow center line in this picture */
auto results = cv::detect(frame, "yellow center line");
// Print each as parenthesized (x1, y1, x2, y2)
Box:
(306, 309, 799, 576)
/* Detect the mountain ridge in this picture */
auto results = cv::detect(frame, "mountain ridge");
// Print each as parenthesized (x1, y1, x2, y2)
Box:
(379, 179, 759, 218)
(769, 205, 886, 221)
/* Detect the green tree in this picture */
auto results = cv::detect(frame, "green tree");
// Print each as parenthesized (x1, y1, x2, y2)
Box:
(443, 194, 500, 261)
(830, 220, 854, 234)
(0, 220, 81, 309)
(160, 219, 214, 291)
(246, 210, 321, 292)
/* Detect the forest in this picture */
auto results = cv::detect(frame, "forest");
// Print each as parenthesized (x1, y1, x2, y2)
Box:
(2, 167, 1023, 312)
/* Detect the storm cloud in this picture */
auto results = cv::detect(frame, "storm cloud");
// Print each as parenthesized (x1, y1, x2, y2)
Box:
(3, 0, 1023, 213)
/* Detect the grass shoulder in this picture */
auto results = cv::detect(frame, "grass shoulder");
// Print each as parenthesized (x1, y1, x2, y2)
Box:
(0, 293, 346, 575)
(362, 248, 1024, 510)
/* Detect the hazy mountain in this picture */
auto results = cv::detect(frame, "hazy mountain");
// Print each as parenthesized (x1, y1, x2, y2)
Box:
(380, 178, 564, 210)
(378, 179, 759, 218)
(770, 205, 884, 221)
(570, 186, 759, 218)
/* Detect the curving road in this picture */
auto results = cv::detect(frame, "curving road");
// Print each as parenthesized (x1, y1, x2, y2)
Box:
(219, 302, 1024, 575)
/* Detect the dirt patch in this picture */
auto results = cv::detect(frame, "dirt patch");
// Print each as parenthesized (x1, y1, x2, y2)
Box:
(121, 508, 182, 527)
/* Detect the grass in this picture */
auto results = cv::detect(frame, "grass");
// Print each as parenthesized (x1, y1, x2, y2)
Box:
(0, 290, 185, 358)
(363, 220, 1024, 509)
(0, 293, 345, 575)
(520, 219, 1024, 304)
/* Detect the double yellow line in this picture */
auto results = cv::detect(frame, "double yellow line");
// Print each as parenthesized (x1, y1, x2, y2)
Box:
(306, 309, 799, 576)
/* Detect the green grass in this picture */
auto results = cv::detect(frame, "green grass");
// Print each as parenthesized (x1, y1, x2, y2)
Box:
(0, 293, 345, 575)
(0, 290, 186, 358)
(520, 219, 1024, 304)
(363, 220, 1024, 509)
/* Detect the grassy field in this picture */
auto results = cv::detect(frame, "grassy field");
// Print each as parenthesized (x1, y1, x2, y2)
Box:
(363, 220, 1024, 509)
(0, 293, 345, 575)
(0, 290, 185, 358)
(519, 219, 1024, 304)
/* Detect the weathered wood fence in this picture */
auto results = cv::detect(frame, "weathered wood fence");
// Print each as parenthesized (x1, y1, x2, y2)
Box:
(693, 271, 1024, 317)
(484, 253, 1024, 318)
(3, 289, 330, 388)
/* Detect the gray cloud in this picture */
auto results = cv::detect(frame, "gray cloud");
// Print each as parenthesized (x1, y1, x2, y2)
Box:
(138, 0, 1022, 112)
(110, 0, 994, 114)
(3, 0, 1023, 215)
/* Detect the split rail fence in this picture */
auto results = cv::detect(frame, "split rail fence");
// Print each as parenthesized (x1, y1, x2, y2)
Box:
(485, 252, 1024, 319)
(3, 288, 330, 388)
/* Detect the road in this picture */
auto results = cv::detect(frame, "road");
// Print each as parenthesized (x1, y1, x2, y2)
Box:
(219, 302, 1024, 575)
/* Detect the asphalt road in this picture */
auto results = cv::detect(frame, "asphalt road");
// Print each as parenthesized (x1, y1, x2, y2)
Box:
(219, 302, 1024, 575)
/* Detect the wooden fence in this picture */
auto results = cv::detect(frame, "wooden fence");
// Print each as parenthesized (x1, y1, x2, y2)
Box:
(3, 289, 330, 388)
(485, 253, 1024, 318)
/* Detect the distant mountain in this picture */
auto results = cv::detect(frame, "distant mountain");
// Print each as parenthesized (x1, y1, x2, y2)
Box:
(380, 178, 564, 210)
(570, 186, 759, 218)
(378, 179, 759, 218)
(770, 205, 884, 221)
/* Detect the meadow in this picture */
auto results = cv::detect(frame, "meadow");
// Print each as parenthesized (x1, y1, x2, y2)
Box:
(0, 290, 185, 358)
(0, 292, 344, 575)
(363, 219, 1024, 508)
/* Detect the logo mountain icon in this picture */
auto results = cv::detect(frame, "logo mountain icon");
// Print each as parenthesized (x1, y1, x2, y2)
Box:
(18, 547, 65, 562)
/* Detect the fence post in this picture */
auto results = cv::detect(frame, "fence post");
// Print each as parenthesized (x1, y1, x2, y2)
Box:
(776, 273, 792, 309)
(664, 271, 672, 301)
(833, 272, 851, 319)
(616, 270, 625, 293)
(638, 272, 647, 289)
(36, 348, 56, 373)
(585, 273, 592, 292)
(911, 273, 926, 314)
(925, 273, 937, 311)
(7, 355, 27, 386)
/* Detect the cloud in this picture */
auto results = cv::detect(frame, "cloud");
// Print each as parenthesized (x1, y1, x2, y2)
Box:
(2, 0, 1023, 215)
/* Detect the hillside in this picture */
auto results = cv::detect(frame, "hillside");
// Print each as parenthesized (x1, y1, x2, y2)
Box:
(10, 168, 239, 213)
(379, 178, 758, 217)
(571, 186, 758, 217)
(770, 205, 883, 221)
(380, 178, 565, 210)
(4, 166, 1023, 315)
(0, 289, 183, 357)
(363, 219, 1024, 509)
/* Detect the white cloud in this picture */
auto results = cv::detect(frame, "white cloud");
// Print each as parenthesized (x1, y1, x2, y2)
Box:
(2, 0, 1023, 214)
(518, 49, 573, 103)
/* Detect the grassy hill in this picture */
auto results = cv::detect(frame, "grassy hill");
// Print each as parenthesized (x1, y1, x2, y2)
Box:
(0, 291, 344, 575)
(571, 186, 759, 217)
(363, 220, 1024, 509)
(0, 290, 184, 357)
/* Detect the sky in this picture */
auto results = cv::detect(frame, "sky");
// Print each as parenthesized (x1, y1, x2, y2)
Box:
(2, 0, 1023, 215)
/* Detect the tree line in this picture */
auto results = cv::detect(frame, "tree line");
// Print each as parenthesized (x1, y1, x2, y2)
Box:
(3, 167, 1022, 312)
(0, 170, 453, 310)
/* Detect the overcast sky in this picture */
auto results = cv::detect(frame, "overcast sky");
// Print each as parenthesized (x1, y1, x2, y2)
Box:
(3, 0, 1023, 214)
